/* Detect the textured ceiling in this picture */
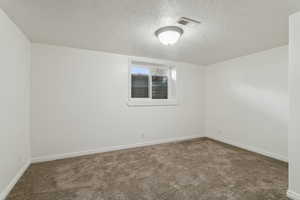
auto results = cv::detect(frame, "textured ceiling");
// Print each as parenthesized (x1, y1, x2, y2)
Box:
(0, 0, 292, 65)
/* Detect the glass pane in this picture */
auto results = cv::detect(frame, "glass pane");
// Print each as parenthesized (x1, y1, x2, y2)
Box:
(131, 67, 150, 75)
(131, 74, 149, 98)
(152, 76, 168, 99)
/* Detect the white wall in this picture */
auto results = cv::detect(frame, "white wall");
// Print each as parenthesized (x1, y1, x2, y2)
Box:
(31, 43, 205, 161)
(205, 46, 288, 162)
(0, 9, 31, 199)
(288, 12, 300, 200)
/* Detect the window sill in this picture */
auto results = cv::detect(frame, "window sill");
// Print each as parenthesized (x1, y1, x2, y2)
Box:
(127, 99, 178, 107)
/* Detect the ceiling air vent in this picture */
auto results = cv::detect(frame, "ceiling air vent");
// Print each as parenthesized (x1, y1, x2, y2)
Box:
(177, 17, 201, 26)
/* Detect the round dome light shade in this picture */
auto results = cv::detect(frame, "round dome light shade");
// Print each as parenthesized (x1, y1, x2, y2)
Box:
(155, 26, 183, 45)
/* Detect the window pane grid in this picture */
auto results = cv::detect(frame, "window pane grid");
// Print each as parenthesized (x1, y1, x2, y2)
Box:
(130, 63, 175, 102)
(131, 74, 149, 98)
(152, 76, 168, 99)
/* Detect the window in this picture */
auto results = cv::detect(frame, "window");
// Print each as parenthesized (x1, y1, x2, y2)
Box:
(152, 75, 168, 99)
(131, 67, 150, 98)
(128, 60, 177, 106)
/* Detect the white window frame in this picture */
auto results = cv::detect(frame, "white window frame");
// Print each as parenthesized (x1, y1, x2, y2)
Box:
(127, 58, 178, 106)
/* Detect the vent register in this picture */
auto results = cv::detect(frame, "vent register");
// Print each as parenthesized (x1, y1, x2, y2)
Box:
(177, 17, 201, 26)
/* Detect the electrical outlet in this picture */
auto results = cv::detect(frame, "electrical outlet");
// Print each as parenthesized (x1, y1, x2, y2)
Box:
(218, 130, 222, 135)
(141, 133, 145, 139)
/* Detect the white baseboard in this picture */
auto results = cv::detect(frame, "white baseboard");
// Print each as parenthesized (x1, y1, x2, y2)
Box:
(208, 135, 288, 162)
(32, 135, 204, 163)
(0, 160, 30, 200)
(287, 190, 300, 200)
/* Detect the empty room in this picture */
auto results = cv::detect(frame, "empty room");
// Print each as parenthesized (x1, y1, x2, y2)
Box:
(1, 0, 300, 199)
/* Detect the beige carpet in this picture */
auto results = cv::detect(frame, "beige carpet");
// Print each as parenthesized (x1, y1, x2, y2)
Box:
(7, 138, 288, 200)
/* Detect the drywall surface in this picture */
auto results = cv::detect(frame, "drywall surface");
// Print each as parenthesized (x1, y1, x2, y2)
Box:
(0, 9, 31, 199)
(205, 46, 288, 162)
(31, 43, 205, 160)
(288, 12, 300, 199)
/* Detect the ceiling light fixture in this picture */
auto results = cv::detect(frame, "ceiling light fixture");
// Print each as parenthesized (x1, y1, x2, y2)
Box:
(155, 26, 184, 46)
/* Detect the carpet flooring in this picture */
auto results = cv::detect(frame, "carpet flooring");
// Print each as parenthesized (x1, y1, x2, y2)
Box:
(7, 138, 288, 200)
